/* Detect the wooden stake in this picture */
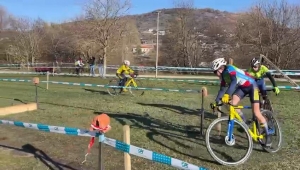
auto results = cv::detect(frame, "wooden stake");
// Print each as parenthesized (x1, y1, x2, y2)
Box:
(123, 125, 131, 170)
(47, 71, 49, 90)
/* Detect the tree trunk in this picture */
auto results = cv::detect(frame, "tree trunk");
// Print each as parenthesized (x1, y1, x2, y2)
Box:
(103, 44, 107, 77)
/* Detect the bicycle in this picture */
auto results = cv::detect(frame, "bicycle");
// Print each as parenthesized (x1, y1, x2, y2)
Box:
(106, 73, 145, 96)
(205, 99, 282, 166)
(260, 88, 275, 113)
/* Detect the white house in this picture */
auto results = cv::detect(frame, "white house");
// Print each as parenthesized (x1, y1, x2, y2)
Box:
(132, 44, 155, 54)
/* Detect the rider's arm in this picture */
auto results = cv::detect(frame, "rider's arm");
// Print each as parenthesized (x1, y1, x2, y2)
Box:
(116, 66, 123, 78)
(215, 80, 226, 102)
(266, 72, 277, 87)
(262, 65, 277, 87)
(129, 67, 134, 74)
(224, 72, 237, 96)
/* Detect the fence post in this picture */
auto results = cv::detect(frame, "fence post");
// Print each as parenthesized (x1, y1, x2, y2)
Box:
(46, 71, 49, 90)
(229, 58, 233, 65)
(123, 125, 131, 170)
(98, 134, 105, 170)
(52, 62, 55, 76)
(32, 77, 39, 109)
(200, 87, 208, 136)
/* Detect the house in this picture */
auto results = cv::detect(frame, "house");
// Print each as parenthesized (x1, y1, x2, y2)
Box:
(140, 38, 153, 44)
(132, 44, 155, 54)
(153, 30, 166, 35)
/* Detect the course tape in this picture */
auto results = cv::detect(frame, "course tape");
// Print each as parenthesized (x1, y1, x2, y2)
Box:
(0, 78, 201, 93)
(0, 78, 299, 90)
(1, 70, 300, 75)
(0, 120, 208, 170)
(2, 63, 300, 72)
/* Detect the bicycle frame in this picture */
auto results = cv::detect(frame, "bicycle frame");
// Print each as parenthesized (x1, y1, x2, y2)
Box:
(227, 104, 264, 143)
(124, 77, 138, 89)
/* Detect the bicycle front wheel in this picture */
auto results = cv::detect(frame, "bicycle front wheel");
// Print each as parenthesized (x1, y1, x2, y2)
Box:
(128, 79, 145, 96)
(205, 116, 253, 166)
(106, 78, 121, 96)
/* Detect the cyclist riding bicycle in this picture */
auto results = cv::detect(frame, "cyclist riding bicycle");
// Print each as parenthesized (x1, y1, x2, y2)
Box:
(211, 58, 272, 147)
(247, 58, 280, 106)
(116, 60, 135, 92)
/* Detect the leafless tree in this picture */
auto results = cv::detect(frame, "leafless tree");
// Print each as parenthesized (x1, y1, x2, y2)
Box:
(8, 17, 46, 65)
(161, 0, 208, 70)
(0, 6, 11, 32)
(235, 0, 300, 69)
(77, 0, 131, 75)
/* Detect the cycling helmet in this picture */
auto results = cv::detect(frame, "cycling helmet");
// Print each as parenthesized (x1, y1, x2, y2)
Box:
(124, 60, 130, 66)
(211, 58, 227, 71)
(250, 58, 260, 67)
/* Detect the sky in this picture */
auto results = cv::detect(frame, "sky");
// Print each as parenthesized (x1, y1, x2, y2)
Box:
(0, 0, 300, 23)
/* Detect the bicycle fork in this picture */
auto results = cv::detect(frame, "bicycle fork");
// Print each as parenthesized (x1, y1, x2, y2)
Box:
(227, 118, 235, 141)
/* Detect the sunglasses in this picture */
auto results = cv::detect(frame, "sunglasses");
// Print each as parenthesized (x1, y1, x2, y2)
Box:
(213, 70, 218, 74)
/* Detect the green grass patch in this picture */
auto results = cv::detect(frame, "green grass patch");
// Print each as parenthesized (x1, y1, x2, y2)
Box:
(0, 74, 299, 170)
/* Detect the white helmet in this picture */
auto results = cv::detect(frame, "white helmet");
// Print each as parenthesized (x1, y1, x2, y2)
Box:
(124, 60, 130, 66)
(211, 58, 227, 71)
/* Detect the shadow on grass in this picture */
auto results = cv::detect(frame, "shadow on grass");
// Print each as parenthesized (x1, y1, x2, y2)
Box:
(137, 102, 217, 118)
(0, 144, 82, 170)
(0, 97, 94, 111)
(13, 98, 27, 104)
(39, 101, 94, 111)
(94, 111, 226, 165)
(0, 97, 28, 105)
(36, 85, 47, 90)
(83, 88, 108, 95)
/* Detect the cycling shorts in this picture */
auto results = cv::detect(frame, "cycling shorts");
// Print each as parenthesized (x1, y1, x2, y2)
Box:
(233, 83, 260, 103)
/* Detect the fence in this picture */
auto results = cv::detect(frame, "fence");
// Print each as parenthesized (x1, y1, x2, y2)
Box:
(0, 120, 209, 170)
(1, 63, 300, 76)
(0, 83, 209, 169)
(0, 77, 299, 90)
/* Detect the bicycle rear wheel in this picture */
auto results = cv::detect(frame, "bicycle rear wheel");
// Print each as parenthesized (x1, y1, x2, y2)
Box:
(205, 116, 253, 166)
(263, 98, 274, 113)
(128, 79, 145, 96)
(106, 78, 121, 96)
(260, 110, 282, 153)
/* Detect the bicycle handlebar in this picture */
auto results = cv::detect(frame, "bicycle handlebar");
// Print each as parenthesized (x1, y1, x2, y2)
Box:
(211, 88, 277, 112)
(129, 73, 138, 78)
(210, 102, 226, 114)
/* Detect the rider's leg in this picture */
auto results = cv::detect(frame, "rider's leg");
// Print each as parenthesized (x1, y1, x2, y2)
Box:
(249, 84, 272, 146)
(116, 73, 123, 86)
(232, 88, 247, 122)
(257, 79, 267, 108)
(260, 79, 268, 100)
(120, 74, 128, 92)
(75, 66, 79, 75)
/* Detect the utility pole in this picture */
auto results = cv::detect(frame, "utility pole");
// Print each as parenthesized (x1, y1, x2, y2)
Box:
(155, 11, 161, 78)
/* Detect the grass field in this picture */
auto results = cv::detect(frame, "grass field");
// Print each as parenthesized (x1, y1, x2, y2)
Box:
(0, 74, 299, 170)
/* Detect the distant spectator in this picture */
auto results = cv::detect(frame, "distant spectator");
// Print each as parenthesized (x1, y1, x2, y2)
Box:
(89, 56, 96, 77)
(75, 57, 84, 75)
(98, 56, 104, 78)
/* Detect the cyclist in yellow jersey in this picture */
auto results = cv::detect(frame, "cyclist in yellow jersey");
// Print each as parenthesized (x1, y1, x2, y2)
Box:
(247, 58, 280, 106)
(116, 60, 134, 92)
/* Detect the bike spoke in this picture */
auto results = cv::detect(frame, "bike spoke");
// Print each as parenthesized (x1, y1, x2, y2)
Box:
(206, 118, 252, 165)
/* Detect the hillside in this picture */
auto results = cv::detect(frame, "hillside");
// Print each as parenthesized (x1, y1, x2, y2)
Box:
(127, 8, 240, 65)
(128, 8, 239, 34)
(0, 8, 240, 65)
